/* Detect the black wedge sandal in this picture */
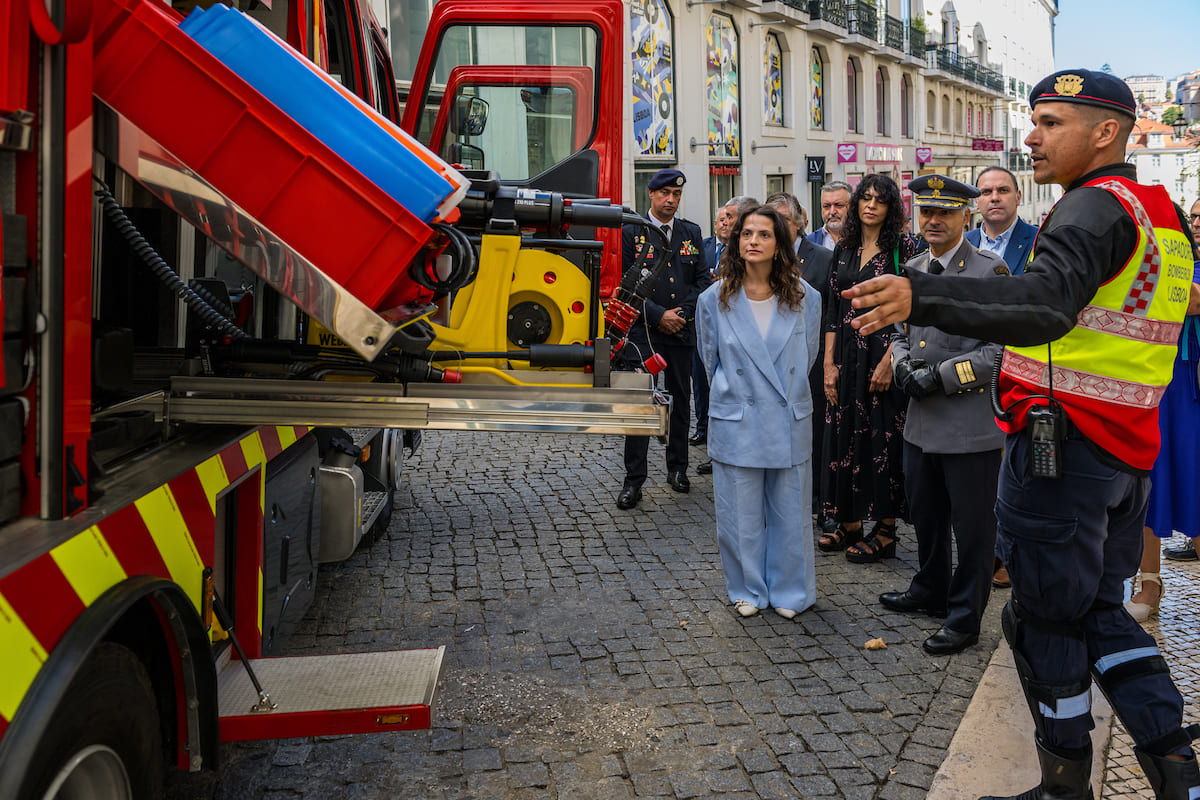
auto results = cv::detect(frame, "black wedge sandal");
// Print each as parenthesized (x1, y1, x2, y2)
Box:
(846, 520, 898, 563)
(817, 522, 863, 552)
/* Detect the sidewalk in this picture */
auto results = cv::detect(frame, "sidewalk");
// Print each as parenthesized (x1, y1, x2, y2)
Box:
(933, 534, 1199, 800)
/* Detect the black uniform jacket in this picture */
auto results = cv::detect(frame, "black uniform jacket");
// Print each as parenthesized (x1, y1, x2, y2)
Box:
(620, 216, 710, 347)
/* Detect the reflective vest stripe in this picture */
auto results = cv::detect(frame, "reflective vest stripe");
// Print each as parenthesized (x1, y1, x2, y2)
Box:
(1076, 305, 1183, 345)
(1092, 179, 1164, 315)
(1003, 349, 1167, 408)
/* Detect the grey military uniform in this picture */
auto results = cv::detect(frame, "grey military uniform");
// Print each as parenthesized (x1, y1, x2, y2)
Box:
(893, 240, 1009, 454)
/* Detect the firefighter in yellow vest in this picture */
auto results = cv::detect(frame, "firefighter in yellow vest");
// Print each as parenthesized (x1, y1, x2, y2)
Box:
(840, 69, 1200, 800)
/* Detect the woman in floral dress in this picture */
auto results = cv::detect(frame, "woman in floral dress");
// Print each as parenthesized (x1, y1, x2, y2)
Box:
(818, 174, 919, 562)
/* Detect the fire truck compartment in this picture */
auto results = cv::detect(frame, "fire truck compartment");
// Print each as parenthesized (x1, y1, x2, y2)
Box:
(217, 647, 445, 741)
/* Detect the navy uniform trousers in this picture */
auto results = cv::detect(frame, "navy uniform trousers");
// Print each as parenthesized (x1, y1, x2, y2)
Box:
(995, 431, 1187, 755)
(903, 441, 1002, 635)
(625, 340, 692, 486)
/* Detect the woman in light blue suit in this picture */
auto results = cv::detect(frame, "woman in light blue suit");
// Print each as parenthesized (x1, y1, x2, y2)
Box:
(696, 206, 822, 619)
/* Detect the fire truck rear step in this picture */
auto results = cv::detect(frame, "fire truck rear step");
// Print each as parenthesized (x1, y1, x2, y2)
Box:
(217, 647, 445, 741)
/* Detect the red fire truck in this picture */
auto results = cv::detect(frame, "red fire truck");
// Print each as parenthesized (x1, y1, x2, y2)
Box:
(0, 0, 653, 796)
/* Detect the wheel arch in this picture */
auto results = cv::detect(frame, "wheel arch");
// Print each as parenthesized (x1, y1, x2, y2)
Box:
(0, 576, 218, 800)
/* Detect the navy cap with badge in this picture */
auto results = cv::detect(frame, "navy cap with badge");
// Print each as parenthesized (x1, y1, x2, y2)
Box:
(1028, 68, 1137, 120)
(908, 174, 980, 210)
(647, 168, 686, 191)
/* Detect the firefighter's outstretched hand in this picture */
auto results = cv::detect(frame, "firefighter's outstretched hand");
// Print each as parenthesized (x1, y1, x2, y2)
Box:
(843, 275, 913, 335)
(659, 307, 686, 334)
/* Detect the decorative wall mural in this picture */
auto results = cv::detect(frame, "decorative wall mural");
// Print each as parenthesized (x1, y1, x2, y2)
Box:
(705, 13, 740, 159)
(811, 46, 824, 130)
(630, 0, 675, 158)
(764, 34, 783, 126)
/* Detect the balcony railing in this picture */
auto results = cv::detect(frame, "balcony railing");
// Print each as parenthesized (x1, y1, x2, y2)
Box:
(908, 25, 925, 59)
(807, 0, 847, 28)
(927, 45, 1005, 93)
(847, 1, 876, 39)
(884, 15, 904, 51)
(776, 0, 807, 7)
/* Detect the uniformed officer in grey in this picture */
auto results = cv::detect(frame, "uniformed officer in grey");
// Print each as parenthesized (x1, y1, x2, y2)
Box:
(878, 174, 1011, 655)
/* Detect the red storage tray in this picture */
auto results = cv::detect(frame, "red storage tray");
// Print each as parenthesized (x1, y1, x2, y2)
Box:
(91, 0, 435, 312)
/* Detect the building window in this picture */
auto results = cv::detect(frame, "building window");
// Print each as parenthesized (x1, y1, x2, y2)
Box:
(764, 33, 784, 126)
(811, 46, 825, 130)
(847, 58, 861, 133)
(1153, 154, 1161, 167)
(765, 174, 788, 196)
(705, 12, 740, 159)
(986, 107, 993, 136)
(901, 74, 912, 138)
(978, 106, 984, 136)
(631, 0, 676, 158)
(942, 94, 951, 133)
(927, 90, 936, 131)
(967, 102, 973, 134)
(955, 98, 963, 134)
(876, 67, 888, 136)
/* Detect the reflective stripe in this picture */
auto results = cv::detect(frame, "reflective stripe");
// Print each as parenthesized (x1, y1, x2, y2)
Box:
(194, 453, 229, 516)
(51, 526, 129, 605)
(136, 486, 205, 607)
(276, 425, 299, 451)
(1003, 349, 1166, 408)
(1093, 180, 1163, 316)
(1039, 689, 1092, 720)
(240, 433, 267, 476)
(1094, 646, 1162, 674)
(1077, 305, 1183, 345)
(0, 591, 48, 722)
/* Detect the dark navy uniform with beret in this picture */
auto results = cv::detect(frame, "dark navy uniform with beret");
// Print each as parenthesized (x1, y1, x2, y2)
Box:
(893, 71, 1200, 799)
(890, 173, 1009, 641)
(620, 168, 710, 495)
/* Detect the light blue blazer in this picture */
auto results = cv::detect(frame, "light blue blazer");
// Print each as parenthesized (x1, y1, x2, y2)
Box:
(696, 280, 821, 469)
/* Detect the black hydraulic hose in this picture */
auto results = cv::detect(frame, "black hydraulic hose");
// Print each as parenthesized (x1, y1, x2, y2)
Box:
(411, 222, 477, 293)
(94, 179, 247, 340)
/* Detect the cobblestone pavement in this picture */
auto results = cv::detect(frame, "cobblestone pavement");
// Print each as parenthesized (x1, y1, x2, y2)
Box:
(169, 430, 1008, 800)
(1102, 536, 1200, 800)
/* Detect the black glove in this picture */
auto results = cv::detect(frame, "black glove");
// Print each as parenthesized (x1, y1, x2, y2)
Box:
(894, 357, 942, 399)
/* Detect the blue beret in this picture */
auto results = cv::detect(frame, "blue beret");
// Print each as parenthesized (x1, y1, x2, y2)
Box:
(648, 168, 686, 191)
(1029, 69, 1136, 119)
(908, 174, 979, 209)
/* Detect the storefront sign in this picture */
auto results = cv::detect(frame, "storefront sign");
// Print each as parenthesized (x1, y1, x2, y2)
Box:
(915, 146, 933, 163)
(865, 143, 903, 163)
(972, 138, 1004, 151)
(709, 165, 741, 176)
(836, 142, 858, 163)
(806, 156, 826, 182)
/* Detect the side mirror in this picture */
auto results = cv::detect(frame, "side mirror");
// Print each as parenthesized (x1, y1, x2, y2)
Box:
(447, 142, 485, 171)
(451, 96, 489, 137)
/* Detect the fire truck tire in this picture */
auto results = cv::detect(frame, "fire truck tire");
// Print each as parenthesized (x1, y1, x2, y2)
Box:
(29, 642, 164, 800)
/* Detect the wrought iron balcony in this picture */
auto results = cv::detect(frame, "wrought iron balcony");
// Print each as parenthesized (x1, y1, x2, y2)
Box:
(807, 0, 847, 28)
(927, 45, 1005, 93)
(884, 15, 904, 51)
(847, 1, 876, 39)
(908, 25, 925, 58)
(775, 0, 807, 8)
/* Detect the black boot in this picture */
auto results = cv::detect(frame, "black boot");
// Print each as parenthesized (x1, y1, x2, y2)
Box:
(1135, 748, 1200, 799)
(979, 738, 1093, 800)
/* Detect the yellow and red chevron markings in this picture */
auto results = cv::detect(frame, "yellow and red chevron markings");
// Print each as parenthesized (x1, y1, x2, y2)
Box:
(0, 426, 311, 740)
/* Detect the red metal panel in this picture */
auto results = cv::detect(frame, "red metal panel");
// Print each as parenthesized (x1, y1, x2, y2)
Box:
(100, 504, 173, 578)
(218, 441, 249, 482)
(0, 554, 84, 653)
(167, 469, 217, 562)
(258, 426, 282, 461)
(219, 703, 432, 741)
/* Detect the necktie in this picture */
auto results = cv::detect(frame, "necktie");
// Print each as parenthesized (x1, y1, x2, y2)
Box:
(928, 258, 944, 275)
(660, 224, 671, 245)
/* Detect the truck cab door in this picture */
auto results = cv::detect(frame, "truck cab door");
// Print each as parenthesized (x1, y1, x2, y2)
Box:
(402, 0, 625, 295)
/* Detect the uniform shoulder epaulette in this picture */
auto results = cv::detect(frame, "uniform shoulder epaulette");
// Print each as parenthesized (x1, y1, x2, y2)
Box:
(993, 265, 1011, 275)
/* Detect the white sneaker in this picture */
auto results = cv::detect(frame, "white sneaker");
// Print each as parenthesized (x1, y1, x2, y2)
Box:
(774, 607, 798, 620)
(734, 600, 760, 617)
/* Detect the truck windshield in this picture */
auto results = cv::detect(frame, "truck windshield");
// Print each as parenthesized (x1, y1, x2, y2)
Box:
(416, 24, 599, 181)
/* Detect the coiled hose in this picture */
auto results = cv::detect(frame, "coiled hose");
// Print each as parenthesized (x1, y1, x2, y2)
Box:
(94, 179, 247, 340)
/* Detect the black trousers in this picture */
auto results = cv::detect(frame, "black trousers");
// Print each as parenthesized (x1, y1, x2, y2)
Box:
(903, 441, 1002, 634)
(624, 342, 692, 486)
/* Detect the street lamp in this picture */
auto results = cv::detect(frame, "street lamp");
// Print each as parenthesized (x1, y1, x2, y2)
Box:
(1172, 115, 1189, 142)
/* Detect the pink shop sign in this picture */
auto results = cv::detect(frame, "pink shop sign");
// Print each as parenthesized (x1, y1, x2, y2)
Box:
(915, 147, 933, 163)
(836, 142, 859, 163)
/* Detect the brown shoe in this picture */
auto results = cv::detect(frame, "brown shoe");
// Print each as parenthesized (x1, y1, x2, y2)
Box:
(992, 560, 1011, 589)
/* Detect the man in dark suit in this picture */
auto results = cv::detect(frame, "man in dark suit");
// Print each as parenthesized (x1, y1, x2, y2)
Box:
(616, 168, 711, 510)
(965, 166, 1038, 275)
(765, 192, 836, 531)
(879, 175, 1010, 656)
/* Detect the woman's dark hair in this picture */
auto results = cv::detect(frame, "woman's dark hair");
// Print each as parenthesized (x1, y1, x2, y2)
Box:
(840, 173, 904, 254)
(718, 206, 805, 312)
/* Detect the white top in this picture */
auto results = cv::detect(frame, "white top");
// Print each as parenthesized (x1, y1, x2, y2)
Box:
(748, 295, 777, 337)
